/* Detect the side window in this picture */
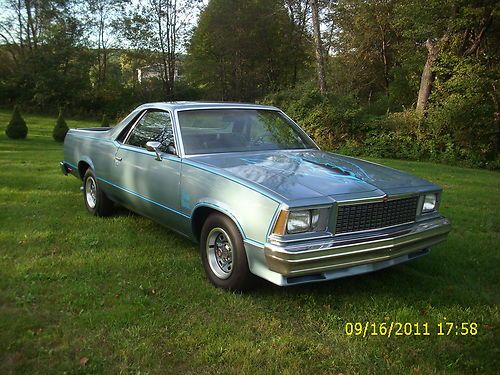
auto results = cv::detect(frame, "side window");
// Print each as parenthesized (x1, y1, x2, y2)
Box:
(116, 111, 144, 143)
(126, 111, 174, 153)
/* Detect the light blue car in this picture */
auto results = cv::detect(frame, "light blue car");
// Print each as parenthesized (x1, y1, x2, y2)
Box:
(61, 102, 451, 290)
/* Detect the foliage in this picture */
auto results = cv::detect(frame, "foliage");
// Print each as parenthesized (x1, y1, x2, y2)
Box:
(266, 86, 499, 170)
(0, 110, 499, 374)
(84, 0, 128, 88)
(0, 0, 498, 168)
(428, 54, 499, 162)
(120, 0, 199, 100)
(327, 0, 399, 103)
(185, 0, 308, 101)
(263, 0, 499, 168)
(267, 84, 376, 145)
(5, 106, 28, 139)
(53, 110, 69, 142)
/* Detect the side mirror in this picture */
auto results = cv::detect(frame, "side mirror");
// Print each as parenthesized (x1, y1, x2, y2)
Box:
(145, 141, 162, 161)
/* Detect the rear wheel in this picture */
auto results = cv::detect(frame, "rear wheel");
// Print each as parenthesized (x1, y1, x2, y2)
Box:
(200, 213, 256, 291)
(83, 169, 114, 216)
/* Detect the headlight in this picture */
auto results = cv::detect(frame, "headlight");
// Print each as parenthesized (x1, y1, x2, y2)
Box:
(286, 209, 321, 234)
(422, 193, 437, 213)
(271, 208, 327, 236)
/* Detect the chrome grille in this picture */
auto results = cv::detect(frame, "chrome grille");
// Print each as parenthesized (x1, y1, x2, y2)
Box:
(335, 196, 419, 234)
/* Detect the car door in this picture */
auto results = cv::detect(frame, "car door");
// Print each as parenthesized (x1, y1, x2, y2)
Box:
(112, 109, 183, 226)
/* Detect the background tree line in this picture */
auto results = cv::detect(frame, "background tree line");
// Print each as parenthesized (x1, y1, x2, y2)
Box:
(0, 0, 498, 168)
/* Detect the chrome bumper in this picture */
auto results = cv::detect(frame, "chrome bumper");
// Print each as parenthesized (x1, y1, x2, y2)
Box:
(264, 217, 451, 279)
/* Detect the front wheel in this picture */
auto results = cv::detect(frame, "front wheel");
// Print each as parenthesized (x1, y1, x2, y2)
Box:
(200, 213, 256, 291)
(83, 169, 114, 216)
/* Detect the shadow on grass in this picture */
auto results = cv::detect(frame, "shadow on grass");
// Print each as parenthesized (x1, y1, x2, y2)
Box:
(112, 204, 139, 217)
(247, 252, 493, 311)
(74, 198, 493, 312)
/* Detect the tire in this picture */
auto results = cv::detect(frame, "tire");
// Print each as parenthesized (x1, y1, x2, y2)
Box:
(82, 168, 114, 216)
(200, 213, 256, 291)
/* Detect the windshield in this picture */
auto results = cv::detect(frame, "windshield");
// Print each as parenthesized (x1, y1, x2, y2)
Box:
(177, 109, 316, 155)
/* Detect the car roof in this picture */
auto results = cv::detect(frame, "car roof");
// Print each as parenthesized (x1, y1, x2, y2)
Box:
(135, 101, 279, 111)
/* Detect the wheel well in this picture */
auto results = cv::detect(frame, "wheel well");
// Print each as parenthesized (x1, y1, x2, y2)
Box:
(191, 206, 243, 242)
(191, 206, 217, 241)
(77, 161, 91, 180)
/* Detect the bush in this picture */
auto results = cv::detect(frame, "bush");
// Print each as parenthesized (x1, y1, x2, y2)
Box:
(485, 156, 500, 171)
(5, 106, 28, 139)
(264, 85, 363, 150)
(426, 55, 498, 167)
(360, 111, 432, 160)
(53, 109, 69, 142)
(264, 83, 499, 170)
(101, 114, 110, 127)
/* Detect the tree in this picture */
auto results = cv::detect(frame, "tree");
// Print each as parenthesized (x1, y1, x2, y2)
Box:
(284, 0, 311, 87)
(327, 0, 399, 107)
(85, 0, 126, 86)
(0, 0, 54, 50)
(53, 109, 69, 142)
(309, 0, 327, 94)
(121, 0, 199, 100)
(396, 0, 498, 115)
(185, 0, 303, 101)
(415, 38, 439, 114)
(5, 106, 28, 139)
(0, 0, 91, 110)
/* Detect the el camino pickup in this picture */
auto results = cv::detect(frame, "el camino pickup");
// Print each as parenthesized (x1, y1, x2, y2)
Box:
(61, 102, 451, 290)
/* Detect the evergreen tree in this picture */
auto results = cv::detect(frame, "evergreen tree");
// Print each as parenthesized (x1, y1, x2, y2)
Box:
(5, 106, 28, 139)
(53, 109, 69, 142)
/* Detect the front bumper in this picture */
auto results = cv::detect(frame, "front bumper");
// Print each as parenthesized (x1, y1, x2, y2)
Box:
(264, 216, 451, 282)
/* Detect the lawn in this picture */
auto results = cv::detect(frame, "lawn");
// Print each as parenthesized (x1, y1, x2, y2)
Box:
(0, 110, 498, 374)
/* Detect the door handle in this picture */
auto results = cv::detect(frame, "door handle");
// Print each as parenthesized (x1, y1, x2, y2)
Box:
(115, 156, 122, 162)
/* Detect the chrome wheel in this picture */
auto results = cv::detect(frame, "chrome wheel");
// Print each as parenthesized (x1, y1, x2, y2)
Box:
(206, 227, 233, 279)
(85, 176, 97, 209)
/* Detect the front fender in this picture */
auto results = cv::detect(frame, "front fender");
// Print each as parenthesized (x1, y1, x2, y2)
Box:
(192, 201, 247, 240)
(181, 161, 281, 246)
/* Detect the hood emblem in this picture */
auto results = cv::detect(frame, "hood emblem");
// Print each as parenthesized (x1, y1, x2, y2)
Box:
(383, 195, 389, 203)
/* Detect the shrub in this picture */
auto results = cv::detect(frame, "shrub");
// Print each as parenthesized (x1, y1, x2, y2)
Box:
(264, 83, 498, 169)
(264, 85, 363, 150)
(485, 156, 500, 171)
(427, 55, 498, 167)
(53, 109, 69, 142)
(5, 106, 28, 139)
(101, 114, 110, 127)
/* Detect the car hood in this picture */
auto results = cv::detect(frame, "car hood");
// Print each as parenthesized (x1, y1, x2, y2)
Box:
(189, 150, 437, 202)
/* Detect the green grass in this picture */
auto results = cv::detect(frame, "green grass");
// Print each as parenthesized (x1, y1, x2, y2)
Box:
(0, 111, 498, 374)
